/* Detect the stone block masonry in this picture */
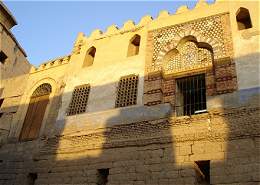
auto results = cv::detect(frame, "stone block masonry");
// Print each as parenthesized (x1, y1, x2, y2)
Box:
(0, 106, 259, 185)
(0, 0, 260, 184)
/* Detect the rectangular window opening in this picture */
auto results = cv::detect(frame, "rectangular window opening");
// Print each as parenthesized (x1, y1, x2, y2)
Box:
(27, 173, 37, 185)
(0, 98, 4, 108)
(67, 84, 91, 116)
(0, 51, 7, 64)
(97, 168, 109, 185)
(0, 99, 4, 118)
(176, 74, 206, 116)
(115, 74, 138, 108)
(194, 160, 210, 185)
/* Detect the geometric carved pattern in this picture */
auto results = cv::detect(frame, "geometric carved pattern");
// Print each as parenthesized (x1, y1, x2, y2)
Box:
(67, 84, 90, 116)
(163, 41, 213, 75)
(144, 13, 236, 107)
(31, 83, 52, 98)
(150, 13, 232, 72)
(115, 75, 138, 108)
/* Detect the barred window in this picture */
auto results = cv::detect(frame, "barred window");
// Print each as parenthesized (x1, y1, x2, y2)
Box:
(175, 74, 206, 116)
(67, 84, 91, 116)
(115, 75, 138, 108)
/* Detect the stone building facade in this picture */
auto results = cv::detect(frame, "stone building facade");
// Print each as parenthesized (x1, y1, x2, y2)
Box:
(0, 2, 31, 145)
(0, 0, 259, 184)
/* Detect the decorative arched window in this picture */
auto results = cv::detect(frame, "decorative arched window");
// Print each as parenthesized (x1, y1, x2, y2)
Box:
(20, 83, 52, 141)
(127, 34, 141, 57)
(236, 7, 252, 30)
(83, 46, 96, 67)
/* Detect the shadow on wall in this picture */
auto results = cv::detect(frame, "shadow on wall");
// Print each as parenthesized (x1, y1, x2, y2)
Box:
(0, 53, 259, 185)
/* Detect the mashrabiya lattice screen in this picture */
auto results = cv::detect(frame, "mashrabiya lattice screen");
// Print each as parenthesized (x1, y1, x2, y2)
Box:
(115, 75, 138, 108)
(67, 84, 91, 116)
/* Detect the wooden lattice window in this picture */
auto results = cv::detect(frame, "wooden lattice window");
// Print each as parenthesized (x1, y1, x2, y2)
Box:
(67, 84, 91, 116)
(115, 75, 138, 108)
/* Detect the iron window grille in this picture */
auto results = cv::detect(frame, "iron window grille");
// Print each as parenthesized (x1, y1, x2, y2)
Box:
(175, 74, 206, 116)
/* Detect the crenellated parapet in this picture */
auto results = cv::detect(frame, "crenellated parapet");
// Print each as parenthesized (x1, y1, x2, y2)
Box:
(71, 0, 216, 55)
(34, 0, 222, 72)
(30, 55, 71, 73)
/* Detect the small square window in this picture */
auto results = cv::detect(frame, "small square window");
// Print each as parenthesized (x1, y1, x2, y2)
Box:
(97, 168, 109, 185)
(236, 7, 252, 30)
(27, 173, 37, 185)
(0, 98, 4, 108)
(194, 160, 210, 184)
(127, 35, 141, 57)
(0, 51, 7, 64)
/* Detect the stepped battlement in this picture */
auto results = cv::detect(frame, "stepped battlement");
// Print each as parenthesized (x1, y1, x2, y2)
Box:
(35, 0, 215, 70)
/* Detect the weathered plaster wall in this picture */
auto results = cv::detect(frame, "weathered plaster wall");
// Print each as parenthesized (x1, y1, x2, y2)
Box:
(0, 0, 259, 185)
(0, 106, 259, 185)
(0, 19, 31, 144)
(9, 58, 70, 140)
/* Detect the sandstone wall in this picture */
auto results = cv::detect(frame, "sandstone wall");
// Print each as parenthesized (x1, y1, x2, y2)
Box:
(0, 106, 259, 185)
(0, 21, 31, 145)
(0, 0, 259, 185)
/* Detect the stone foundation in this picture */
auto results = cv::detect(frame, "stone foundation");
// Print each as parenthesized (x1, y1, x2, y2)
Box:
(0, 106, 259, 185)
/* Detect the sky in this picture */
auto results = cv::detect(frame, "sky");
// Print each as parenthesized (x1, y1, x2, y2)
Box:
(4, 0, 214, 66)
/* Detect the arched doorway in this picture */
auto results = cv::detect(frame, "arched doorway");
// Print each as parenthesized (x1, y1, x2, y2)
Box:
(19, 83, 52, 141)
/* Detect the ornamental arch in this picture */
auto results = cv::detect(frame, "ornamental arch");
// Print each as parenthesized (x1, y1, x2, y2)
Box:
(161, 36, 214, 77)
(17, 77, 59, 141)
(83, 46, 96, 67)
(19, 83, 52, 141)
(127, 34, 141, 57)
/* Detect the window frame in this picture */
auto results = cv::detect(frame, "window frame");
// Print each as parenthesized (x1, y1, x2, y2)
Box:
(236, 7, 252, 30)
(115, 74, 139, 108)
(83, 46, 96, 67)
(175, 73, 207, 116)
(67, 84, 91, 116)
(0, 51, 8, 64)
(127, 34, 141, 57)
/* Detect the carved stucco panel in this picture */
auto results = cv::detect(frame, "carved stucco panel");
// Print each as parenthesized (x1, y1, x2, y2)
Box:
(148, 13, 232, 73)
(162, 41, 213, 75)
